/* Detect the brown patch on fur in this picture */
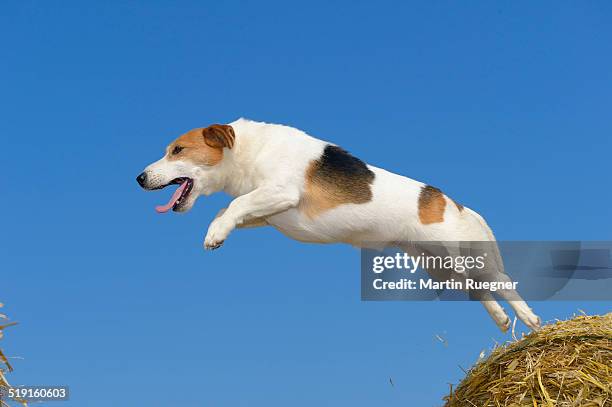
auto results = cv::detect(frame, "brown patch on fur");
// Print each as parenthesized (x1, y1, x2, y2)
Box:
(418, 185, 447, 224)
(453, 199, 464, 212)
(167, 124, 235, 166)
(300, 145, 375, 218)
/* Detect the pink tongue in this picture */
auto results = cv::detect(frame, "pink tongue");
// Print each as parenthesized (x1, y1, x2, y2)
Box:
(155, 181, 188, 213)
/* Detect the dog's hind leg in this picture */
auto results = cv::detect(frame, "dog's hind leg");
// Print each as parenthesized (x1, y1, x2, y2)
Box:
(399, 242, 504, 330)
(493, 283, 541, 330)
(475, 257, 541, 331)
(462, 224, 541, 331)
(480, 292, 511, 332)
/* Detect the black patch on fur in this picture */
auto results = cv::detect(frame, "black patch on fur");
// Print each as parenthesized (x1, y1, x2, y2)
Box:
(318, 145, 374, 180)
(309, 145, 375, 202)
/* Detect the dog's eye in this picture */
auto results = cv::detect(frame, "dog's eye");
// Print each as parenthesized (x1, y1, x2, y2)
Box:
(171, 146, 184, 155)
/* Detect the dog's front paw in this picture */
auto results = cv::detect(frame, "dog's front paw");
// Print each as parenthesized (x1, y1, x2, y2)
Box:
(204, 218, 233, 250)
(205, 239, 224, 250)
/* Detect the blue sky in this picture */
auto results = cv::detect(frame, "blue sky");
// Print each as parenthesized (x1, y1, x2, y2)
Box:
(1, 1, 611, 406)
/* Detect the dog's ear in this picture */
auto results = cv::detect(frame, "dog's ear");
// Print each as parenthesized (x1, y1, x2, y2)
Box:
(202, 124, 235, 149)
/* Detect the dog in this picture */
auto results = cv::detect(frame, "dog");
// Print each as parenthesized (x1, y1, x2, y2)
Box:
(137, 119, 541, 331)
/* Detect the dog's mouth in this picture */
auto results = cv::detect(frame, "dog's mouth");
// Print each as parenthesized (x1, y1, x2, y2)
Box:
(154, 178, 194, 213)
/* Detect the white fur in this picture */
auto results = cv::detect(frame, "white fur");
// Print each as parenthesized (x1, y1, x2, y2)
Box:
(140, 119, 540, 331)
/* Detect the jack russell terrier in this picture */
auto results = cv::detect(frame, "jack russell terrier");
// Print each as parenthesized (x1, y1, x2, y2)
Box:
(137, 119, 540, 332)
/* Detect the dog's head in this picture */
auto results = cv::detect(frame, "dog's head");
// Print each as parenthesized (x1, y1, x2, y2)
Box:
(136, 124, 235, 213)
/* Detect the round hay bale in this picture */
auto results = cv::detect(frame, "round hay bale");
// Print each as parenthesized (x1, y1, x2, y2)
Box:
(445, 313, 612, 407)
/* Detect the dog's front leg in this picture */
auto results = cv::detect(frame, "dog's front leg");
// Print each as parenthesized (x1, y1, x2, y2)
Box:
(214, 208, 268, 229)
(204, 186, 299, 250)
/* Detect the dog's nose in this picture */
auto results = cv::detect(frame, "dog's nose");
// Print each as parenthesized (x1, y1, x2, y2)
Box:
(136, 172, 147, 187)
